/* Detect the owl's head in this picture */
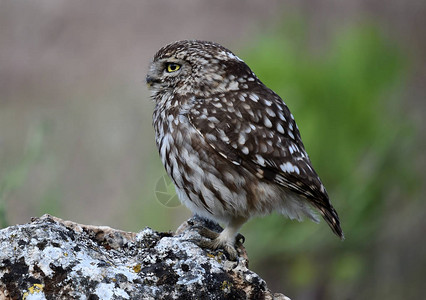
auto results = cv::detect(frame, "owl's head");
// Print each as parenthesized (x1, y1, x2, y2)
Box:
(146, 40, 255, 99)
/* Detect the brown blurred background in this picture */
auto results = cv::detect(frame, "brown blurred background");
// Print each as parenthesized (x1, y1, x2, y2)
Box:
(1, 0, 425, 299)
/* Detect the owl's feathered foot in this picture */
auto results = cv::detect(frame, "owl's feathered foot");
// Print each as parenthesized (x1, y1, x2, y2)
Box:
(183, 216, 247, 261)
(190, 226, 245, 260)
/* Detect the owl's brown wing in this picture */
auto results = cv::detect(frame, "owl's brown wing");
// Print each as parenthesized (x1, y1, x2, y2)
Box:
(186, 88, 327, 201)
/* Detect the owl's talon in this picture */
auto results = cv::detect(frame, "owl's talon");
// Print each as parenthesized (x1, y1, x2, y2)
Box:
(235, 233, 245, 245)
(222, 244, 238, 261)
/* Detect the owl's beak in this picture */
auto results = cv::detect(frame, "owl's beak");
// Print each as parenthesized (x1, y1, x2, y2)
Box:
(146, 75, 158, 87)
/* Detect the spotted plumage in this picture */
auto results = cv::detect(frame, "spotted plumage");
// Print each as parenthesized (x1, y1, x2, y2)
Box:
(146, 40, 343, 259)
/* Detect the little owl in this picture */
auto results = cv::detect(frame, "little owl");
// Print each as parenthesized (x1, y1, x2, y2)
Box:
(146, 40, 343, 260)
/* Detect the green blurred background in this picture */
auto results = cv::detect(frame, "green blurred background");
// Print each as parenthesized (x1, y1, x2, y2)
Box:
(1, 1, 425, 299)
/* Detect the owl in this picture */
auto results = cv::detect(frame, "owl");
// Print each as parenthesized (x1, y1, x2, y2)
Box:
(146, 40, 343, 260)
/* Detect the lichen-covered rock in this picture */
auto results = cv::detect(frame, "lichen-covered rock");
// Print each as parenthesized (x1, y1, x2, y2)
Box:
(0, 214, 289, 300)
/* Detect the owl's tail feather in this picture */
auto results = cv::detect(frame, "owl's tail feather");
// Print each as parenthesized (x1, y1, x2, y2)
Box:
(314, 203, 345, 240)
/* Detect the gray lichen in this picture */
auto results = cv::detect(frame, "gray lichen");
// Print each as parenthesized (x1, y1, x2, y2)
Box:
(0, 214, 289, 299)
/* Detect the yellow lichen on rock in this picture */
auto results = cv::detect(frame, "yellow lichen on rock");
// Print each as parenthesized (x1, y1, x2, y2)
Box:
(22, 283, 44, 299)
(132, 263, 142, 273)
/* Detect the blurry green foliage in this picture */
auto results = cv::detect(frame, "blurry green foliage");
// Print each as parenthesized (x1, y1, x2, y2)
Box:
(240, 17, 418, 296)
(0, 123, 47, 228)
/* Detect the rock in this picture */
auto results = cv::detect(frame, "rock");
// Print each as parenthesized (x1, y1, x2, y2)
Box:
(0, 214, 289, 299)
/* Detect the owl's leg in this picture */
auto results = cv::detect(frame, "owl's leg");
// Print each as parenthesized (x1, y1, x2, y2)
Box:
(193, 216, 247, 260)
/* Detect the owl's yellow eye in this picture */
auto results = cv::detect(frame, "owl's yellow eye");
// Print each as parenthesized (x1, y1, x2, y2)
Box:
(166, 63, 181, 73)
